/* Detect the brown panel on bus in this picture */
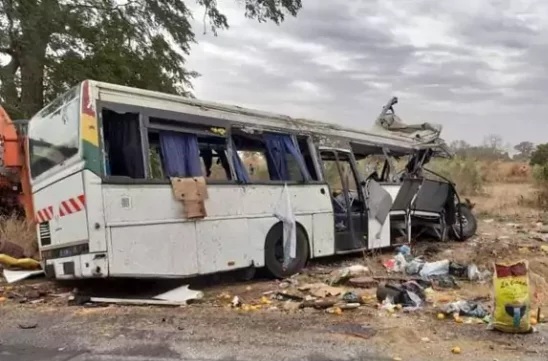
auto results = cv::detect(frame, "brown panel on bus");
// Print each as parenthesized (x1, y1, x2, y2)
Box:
(170, 177, 208, 219)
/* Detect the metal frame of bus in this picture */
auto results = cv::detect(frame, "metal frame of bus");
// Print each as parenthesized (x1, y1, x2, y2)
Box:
(31, 80, 442, 280)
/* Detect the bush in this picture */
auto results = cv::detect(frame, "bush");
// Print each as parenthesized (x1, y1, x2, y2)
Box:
(526, 164, 548, 209)
(0, 214, 38, 259)
(428, 157, 483, 195)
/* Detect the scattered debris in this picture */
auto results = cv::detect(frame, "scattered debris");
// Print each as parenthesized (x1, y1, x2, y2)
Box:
(419, 259, 450, 279)
(376, 281, 425, 309)
(2, 269, 44, 284)
(0, 254, 41, 270)
(451, 346, 461, 354)
(396, 245, 411, 256)
(326, 306, 343, 315)
(231, 296, 241, 308)
(301, 298, 337, 310)
(441, 300, 489, 318)
(433, 275, 459, 289)
(348, 277, 378, 288)
(298, 283, 343, 298)
(153, 285, 203, 304)
(18, 322, 37, 329)
(282, 300, 301, 312)
(276, 291, 304, 302)
(342, 291, 360, 303)
(69, 284, 204, 307)
(329, 264, 370, 285)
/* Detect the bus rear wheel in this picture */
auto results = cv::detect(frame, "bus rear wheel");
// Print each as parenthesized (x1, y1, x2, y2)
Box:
(264, 223, 309, 279)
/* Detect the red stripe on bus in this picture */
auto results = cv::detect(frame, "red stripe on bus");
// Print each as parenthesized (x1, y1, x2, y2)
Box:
(58, 194, 86, 218)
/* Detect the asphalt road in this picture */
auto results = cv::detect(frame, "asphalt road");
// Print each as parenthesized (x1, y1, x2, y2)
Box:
(0, 344, 399, 361)
(0, 345, 190, 361)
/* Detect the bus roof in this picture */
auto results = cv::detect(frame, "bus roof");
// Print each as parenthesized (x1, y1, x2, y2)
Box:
(89, 80, 449, 155)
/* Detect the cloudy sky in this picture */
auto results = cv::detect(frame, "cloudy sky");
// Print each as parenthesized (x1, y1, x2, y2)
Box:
(185, 0, 548, 147)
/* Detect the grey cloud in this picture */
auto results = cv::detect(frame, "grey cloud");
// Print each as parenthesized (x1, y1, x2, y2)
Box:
(186, 0, 548, 145)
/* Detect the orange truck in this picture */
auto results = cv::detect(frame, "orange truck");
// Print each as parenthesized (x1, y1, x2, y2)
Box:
(0, 106, 34, 221)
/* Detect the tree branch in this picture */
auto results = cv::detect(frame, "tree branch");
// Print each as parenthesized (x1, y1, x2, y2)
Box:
(0, 47, 14, 55)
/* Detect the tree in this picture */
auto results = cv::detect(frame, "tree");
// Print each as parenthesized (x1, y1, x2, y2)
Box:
(513, 141, 535, 160)
(0, 0, 302, 118)
(530, 143, 548, 166)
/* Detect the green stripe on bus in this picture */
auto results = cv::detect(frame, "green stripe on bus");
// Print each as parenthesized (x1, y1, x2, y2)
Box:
(82, 140, 102, 175)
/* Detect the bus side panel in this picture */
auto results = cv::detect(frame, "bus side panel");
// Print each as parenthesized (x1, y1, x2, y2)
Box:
(83, 170, 107, 253)
(102, 183, 333, 277)
(34, 172, 89, 248)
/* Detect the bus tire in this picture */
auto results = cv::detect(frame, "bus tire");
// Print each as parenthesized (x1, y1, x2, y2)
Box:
(264, 222, 309, 279)
(450, 203, 477, 241)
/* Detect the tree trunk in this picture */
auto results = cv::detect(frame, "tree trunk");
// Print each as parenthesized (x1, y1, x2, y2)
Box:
(19, 46, 47, 118)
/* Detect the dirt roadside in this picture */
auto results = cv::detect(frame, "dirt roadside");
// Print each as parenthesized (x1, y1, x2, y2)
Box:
(2, 211, 548, 360)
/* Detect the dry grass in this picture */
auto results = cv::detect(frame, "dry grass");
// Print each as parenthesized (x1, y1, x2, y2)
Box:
(469, 183, 543, 219)
(0, 214, 38, 259)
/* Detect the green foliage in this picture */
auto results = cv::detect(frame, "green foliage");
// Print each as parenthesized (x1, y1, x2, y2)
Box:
(429, 157, 483, 195)
(530, 143, 548, 167)
(527, 164, 548, 209)
(513, 141, 535, 161)
(532, 164, 548, 182)
(0, 0, 302, 118)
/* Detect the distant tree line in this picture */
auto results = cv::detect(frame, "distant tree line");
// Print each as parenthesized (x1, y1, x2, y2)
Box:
(449, 134, 538, 162)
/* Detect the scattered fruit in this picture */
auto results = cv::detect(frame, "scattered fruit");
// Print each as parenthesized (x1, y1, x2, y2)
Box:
(327, 306, 343, 315)
(259, 296, 271, 305)
(437, 313, 445, 320)
(0, 296, 6, 303)
(218, 292, 231, 300)
(451, 346, 461, 354)
(530, 317, 538, 326)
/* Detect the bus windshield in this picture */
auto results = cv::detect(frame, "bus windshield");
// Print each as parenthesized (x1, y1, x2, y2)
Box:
(28, 85, 81, 179)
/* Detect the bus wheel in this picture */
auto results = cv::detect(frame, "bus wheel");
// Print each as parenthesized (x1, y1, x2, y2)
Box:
(450, 203, 477, 241)
(264, 223, 309, 279)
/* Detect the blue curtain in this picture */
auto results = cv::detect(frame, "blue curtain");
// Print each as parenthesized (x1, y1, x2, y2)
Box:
(264, 134, 289, 181)
(263, 133, 311, 181)
(231, 148, 251, 184)
(159, 131, 202, 177)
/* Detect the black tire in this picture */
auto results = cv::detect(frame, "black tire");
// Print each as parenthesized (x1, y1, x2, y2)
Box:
(450, 203, 477, 241)
(264, 222, 309, 279)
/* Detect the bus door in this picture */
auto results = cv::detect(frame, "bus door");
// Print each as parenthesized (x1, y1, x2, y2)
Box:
(319, 149, 367, 252)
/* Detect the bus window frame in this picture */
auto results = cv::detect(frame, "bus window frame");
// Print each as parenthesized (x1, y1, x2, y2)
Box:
(230, 127, 324, 186)
(96, 101, 324, 186)
(29, 84, 83, 187)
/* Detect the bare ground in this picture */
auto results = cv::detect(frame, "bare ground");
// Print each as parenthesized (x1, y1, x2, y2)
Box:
(1, 183, 548, 361)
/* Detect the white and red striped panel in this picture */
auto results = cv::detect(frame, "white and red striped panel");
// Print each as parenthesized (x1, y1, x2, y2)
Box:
(35, 206, 54, 223)
(59, 195, 86, 217)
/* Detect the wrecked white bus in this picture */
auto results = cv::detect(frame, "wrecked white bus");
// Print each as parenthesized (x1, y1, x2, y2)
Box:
(29, 81, 475, 280)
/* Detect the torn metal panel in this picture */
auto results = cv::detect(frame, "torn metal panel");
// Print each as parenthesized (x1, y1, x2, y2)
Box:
(95, 81, 448, 153)
(373, 97, 444, 147)
(153, 284, 203, 303)
(2, 269, 44, 283)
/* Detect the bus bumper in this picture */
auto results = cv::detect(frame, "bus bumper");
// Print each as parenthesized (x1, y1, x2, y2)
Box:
(44, 253, 108, 280)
